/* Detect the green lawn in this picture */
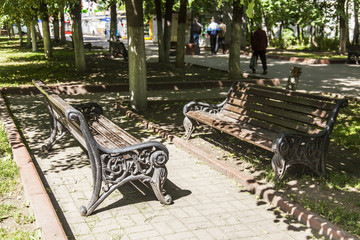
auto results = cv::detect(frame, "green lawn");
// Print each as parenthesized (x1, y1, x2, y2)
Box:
(0, 123, 41, 239)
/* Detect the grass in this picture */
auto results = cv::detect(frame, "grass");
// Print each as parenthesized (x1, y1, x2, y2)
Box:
(0, 36, 228, 87)
(268, 50, 348, 60)
(332, 101, 360, 151)
(0, 123, 41, 239)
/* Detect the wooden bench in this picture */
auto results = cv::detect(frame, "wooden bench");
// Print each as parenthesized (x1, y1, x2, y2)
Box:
(183, 82, 348, 180)
(109, 40, 128, 62)
(347, 45, 360, 64)
(34, 80, 172, 216)
(70, 35, 92, 51)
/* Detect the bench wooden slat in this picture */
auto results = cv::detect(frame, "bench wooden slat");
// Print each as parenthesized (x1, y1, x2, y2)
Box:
(222, 104, 322, 135)
(186, 111, 275, 150)
(221, 109, 299, 135)
(235, 84, 337, 111)
(226, 96, 329, 129)
(89, 116, 140, 149)
(237, 83, 340, 105)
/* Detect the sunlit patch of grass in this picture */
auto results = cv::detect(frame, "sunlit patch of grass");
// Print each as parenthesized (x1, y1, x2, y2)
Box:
(332, 101, 360, 151)
(0, 122, 41, 239)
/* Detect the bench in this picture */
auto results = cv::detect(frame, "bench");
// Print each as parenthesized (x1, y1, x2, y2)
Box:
(70, 35, 92, 51)
(33, 80, 172, 216)
(347, 45, 360, 64)
(109, 40, 128, 62)
(183, 82, 348, 180)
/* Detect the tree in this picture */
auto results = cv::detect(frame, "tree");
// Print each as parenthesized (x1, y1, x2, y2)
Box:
(163, 0, 175, 63)
(175, 0, 187, 68)
(353, 0, 359, 44)
(154, 0, 165, 63)
(70, 0, 86, 71)
(109, 1, 117, 42)
(31, 18, 37, 51)
(39, 0, 53, 58)
(228, 0, 243, 79)
(338, 0, 347, 54)
(125, 0, 147, 111)
(60, 2, 66, 44)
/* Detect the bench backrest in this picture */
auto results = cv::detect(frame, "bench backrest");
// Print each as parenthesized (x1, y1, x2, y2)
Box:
(34, 80, 140, 151)
(348, 45, 360, 53)
(221, 82, 347, 136)
(34, 80, 88, 149)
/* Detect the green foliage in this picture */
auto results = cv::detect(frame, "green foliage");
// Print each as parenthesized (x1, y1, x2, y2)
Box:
(319, 37, 340, 51)
(0, 227, 42, 240)
(0, 123, 18, 195)
(332, 101, 360, 151)
(300, 197, 360, 237)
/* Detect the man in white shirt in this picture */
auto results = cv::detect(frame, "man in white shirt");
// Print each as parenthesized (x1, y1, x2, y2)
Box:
(207, 17, 220, 55)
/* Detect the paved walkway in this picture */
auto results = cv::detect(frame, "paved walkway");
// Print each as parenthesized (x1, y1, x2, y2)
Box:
(137, 40, 360, 98)
(184, 52, 360, 98)
(7, 93, 327, 240)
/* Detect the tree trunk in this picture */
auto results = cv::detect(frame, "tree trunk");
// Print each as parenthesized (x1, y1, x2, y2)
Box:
(17, 22, 23, 45)
(353, 0, 359, 44)
(228, 0, 243, 79)
(70, 1, 87, 72)
(338, 0, 347, 54)
(125, 0, 147, 111)
(31, 20, 37, 52)
(155, 0, 165, 63)
(60, 9, 66, 43)
(7, 24, 13, 39)
(310, 25, 318, 48)
(40, 0, 52, 58)
(163, 0, 175, 63)
(26, 23, 32, 48)
(175, 0, 187, 68)
(35, 22, 42, 40)
(54, 13, 60, 42)
(110, 2, 117, 42)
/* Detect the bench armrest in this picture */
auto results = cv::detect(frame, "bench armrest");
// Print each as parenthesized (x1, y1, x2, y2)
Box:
(183, 100, 226, 115)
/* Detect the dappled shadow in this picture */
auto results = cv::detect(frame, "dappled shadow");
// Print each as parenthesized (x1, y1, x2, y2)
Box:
(93, 180, 191, 215)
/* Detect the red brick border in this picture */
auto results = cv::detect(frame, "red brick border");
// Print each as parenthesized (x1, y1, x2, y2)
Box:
(117, 105, 358, 240)
(0, 92, 67, 240)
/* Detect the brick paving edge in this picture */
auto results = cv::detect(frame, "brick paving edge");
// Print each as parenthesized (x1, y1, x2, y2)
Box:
(0, 91, 67, 240)
(117, 105, 358, 240)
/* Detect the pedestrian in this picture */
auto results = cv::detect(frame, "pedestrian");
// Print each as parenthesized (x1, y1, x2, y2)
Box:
(217, 18, 226, 54)
(192, 18, 202, 54)
(250, 25, 268, 74)
(207, 17, 220, 55)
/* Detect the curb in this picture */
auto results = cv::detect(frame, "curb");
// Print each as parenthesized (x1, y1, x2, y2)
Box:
(116, 105, 358, 240)
(0, 91, 67, 240)
(241, 50, 347, 64)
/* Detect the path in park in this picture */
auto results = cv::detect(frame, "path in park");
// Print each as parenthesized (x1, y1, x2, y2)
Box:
(85, 36, 360, 99)
(140, 41, 360, 98)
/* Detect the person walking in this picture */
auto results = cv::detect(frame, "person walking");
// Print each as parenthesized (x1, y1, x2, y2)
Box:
(207, 17, 220, 55)
(250, 25, 268, 74)
(192, 18, 202, 54)
(217, 19, 226, 54)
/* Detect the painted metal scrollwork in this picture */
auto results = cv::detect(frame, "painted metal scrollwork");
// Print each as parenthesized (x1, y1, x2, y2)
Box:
(182, 81, 239, 140)
(41, 100, 172, 216)
(272, 132, 327, 180)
